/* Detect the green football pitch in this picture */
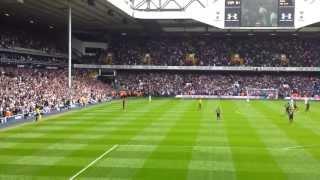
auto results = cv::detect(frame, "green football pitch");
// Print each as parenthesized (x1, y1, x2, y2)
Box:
(1, 98, 320, 180)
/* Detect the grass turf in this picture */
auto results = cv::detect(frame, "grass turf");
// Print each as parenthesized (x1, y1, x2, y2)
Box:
(0, 98, 320, 180)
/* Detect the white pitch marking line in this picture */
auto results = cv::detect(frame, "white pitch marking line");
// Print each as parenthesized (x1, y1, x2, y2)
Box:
(69, 144, 118, 180)
(283, 144, 320, 150)
(120, 144, 320, 151)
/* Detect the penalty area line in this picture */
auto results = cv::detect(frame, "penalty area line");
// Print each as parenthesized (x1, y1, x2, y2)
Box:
(69, 144, 118, 180)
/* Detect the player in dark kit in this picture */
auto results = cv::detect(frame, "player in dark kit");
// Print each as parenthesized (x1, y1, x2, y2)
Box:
(216, 107, 221, 120)
(198, 98, 202, 111)
(122, 96, 126, 111)
(306, 102, 310, 112)
(285, 102, 290, 115)
(293, 102, 298, 111)
(305, 98, 310, 112)
(288, 107, 294, 123)
(35, 105, 41, 122)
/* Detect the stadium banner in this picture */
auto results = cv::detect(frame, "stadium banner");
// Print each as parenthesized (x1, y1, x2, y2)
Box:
(176, 95, 262, 99)
(74, 64, 320, 72)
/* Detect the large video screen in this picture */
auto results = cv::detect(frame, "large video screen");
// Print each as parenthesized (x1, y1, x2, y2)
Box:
(241, 0, 278, 27)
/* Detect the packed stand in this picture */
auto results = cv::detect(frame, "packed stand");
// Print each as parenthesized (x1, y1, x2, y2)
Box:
(102, 37, 320, 67)
(116, 72, 320, 98)
(0, 27, 67, 67)
(0, 28, 66, 54)
(0, 66, 112, 118)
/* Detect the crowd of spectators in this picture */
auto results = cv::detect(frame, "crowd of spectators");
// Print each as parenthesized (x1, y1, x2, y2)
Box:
(3, 27, 319, 68)
(116, 72, 320, 98)
(104, 37, 320, 67)
(0, 66, 113, 118)
(0, 28, 67, 67)
(0, 28, 65, 54)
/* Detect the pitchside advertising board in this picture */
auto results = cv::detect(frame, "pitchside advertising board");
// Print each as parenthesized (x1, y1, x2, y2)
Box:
(225, 0, 295, 28)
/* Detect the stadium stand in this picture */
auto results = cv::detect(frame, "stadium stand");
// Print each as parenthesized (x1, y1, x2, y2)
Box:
(0, 27, 65, 54)
(0, 27, 67, 66)
(116, 72, 320, 98)
(0, 66, 112, 118)
(99, 37, 320, 67)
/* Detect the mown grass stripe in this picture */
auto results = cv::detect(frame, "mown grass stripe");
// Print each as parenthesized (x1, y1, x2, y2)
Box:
(36, 99, 172, 178)
(237, 101, 320, 179)
(223, 100, 285, 180)
(69, 144, 119, 180)
(78, 99, 182, 178)
(87, 100, 187, 178)
(257, 101, 320, 161)
(61, 99, 177, 178)
(132, 100, 200, 180)
(0, 100, 145, 177)
(0, 99, 320, 180)
(187, 100, 236, 180)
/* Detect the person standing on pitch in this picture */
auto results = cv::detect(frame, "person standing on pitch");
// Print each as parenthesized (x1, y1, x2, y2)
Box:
(216, 106, 221, 121)
(290, 98, 294, 109)
(198, 98, 202, 111)
(122, 96, 127, 111)
(293, 101, 298, 111)
(35, 105, 41, 122)
(285, 102, 290, 116)
(149, 95, 152, 103)
(305, 97, 310, 112)
(288, 106, 294, 123)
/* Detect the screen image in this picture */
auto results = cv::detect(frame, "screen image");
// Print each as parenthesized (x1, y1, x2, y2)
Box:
(241, 0, 278, 27)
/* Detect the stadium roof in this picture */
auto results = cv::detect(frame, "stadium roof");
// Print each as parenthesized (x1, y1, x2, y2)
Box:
(0, 0, 320, 34)
(0, 0, 144, 31)
(0, 0, 205, 32)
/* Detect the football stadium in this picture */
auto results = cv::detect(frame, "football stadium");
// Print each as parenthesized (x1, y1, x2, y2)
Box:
(1, 0, 320, 179)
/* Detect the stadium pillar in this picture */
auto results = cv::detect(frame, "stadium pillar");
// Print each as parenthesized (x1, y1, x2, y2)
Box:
(68, 6, 72, 89)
